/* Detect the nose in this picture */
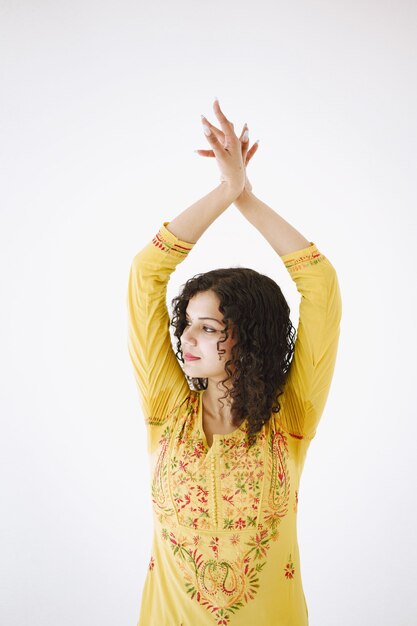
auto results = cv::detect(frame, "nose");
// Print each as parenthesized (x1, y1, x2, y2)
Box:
(181, 325, 197, 346)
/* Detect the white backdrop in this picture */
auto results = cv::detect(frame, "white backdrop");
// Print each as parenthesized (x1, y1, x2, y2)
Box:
(1, 1, 416, 625)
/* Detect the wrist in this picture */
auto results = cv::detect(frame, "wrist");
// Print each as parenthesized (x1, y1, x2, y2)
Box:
(233, 187, 254, 207)
(220, 180, 246, 201)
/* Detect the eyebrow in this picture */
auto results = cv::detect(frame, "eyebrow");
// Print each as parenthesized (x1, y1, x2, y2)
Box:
(185, 314, 222, 324)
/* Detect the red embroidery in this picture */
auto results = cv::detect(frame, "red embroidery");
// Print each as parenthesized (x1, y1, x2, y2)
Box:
(152, 392, 294, 624)
(151, 228, 193, 257)
(284, 554, 295, 579)
(283, 245, 325, 274)
(162, 527, 269, 625)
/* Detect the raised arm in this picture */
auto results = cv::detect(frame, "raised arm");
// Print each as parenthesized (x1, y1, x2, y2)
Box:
(233, 188, 310, 256)
(234, 191, 342, 440)
(127, 224, 195, 427)
(167, 100, 246, 242)
(127, 183, 238, 426)
(192, 99, 341, 439)
(127, 101, 247, 437)
(166, 181, 241, 242)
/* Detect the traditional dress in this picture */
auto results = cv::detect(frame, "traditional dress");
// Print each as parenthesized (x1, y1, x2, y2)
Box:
(127, 222, 342, 625)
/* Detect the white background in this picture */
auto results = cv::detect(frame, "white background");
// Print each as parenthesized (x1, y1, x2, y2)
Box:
(1, 1, 416, 625)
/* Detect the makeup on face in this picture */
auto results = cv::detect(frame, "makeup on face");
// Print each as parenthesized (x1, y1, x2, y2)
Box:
(180, 291, 235, 367)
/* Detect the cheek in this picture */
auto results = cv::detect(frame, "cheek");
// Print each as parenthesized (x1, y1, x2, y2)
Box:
(222, 335, 236, 355)
(207, 335, 227, 354)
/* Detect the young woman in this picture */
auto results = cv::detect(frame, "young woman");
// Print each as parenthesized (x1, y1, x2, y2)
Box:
(127, 99, 342, 625)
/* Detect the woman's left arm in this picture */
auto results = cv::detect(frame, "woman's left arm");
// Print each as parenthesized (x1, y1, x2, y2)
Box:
(234, 191, 342, 440)
(233, 189, 310, 256)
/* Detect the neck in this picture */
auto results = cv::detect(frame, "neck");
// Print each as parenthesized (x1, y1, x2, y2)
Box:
(201, 380, 233, 424)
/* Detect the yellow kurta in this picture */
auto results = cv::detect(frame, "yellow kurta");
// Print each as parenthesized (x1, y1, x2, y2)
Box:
(127, 222, 342, 626)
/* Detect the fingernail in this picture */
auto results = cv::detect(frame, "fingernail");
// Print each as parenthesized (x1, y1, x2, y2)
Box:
(203, 125, 211, 136)
(214, 96, 219, 102)
(242, 130, 249, 142)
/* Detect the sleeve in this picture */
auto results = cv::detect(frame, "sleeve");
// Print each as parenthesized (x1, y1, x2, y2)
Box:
(126, 221, 196, 427)
(274, 242, 342, 440)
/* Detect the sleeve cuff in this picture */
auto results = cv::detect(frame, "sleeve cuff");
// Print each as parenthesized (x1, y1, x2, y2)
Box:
(151, 221, 196, 258)
(280, 242, 325, 273)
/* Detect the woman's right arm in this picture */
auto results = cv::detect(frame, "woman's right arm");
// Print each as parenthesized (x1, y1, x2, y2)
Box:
(127, 183, 242, 428)
(166, 99, 246, 242)
(166, 181, 242, 242)
(127, 100, 247, 427)
(127, 223, 195, 426)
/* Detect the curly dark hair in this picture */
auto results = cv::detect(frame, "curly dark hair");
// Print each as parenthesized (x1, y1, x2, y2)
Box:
(170, 267, 296, 449)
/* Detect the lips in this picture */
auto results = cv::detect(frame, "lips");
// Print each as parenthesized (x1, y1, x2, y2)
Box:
(184, 353, 201, 361)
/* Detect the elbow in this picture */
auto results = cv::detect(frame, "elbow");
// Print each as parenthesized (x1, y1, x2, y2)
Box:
(324, 260, 342, 325)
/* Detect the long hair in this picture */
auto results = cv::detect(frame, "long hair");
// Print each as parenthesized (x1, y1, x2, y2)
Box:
(170, 267, 296, 449)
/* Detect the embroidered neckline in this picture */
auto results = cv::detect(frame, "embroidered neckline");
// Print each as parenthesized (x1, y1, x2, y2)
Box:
(197, 389, 248, 447)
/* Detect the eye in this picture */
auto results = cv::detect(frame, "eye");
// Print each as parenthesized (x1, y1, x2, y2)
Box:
(185, 321, 216, 333)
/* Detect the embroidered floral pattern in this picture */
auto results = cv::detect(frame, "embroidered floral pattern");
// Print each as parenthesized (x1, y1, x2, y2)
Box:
(284, 554, 295, 579)
(263, 429, 291, 541)
(282, 245, 324, 274)
(151, 390, 294, 623)
(158, 392, 269, 532)
(162, 528, 269, 625)
(151, 225, 193, 258)
(151, 423, 176, 525)
(149, 555, 155, 571)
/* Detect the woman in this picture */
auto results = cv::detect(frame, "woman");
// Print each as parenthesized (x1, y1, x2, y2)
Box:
(127, 99, 342, 625)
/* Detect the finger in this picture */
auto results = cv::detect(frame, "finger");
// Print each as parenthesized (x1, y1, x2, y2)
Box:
(201, 115, 226, 146)
(239, 122, 250, 149)
(245, 140, 260, 166)
(194, 149, 215, 157)
(200, 117, 224, 155)
(213, 99, 238, 142)
(239, 123, 251, 162)
(239, 122, 249, 142)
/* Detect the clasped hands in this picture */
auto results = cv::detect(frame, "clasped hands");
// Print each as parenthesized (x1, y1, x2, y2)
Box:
(195, 98, 259, 198)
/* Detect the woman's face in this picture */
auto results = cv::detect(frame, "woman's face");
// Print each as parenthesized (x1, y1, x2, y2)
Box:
(180, 290, 236, 379)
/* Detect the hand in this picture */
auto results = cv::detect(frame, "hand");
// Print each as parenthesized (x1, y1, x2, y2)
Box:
(196, 101, 259, 195)
(198, 100, 248, 194)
